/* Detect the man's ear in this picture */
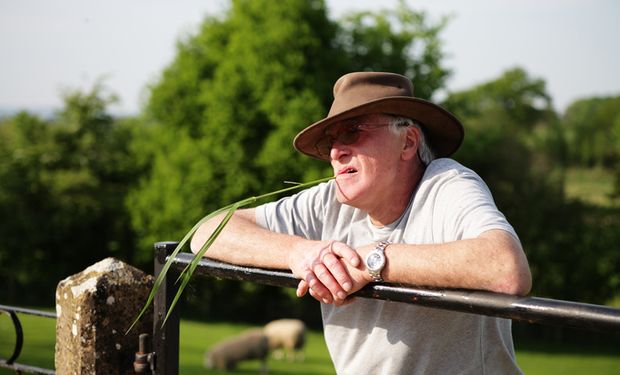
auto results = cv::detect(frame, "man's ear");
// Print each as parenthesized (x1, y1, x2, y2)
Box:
(401, 126, 420, 161)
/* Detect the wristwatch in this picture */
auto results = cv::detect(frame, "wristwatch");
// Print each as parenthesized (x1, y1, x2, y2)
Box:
(365, 240, 390, 282)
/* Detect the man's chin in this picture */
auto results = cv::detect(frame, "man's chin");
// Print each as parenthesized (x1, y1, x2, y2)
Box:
(335, 190, 363, 209)
(334, 179, 366, 207)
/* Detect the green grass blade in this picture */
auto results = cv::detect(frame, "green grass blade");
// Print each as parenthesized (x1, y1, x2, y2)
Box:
(162, 203, 240, 326)
(130, 176, 334, 332)
(126, 204, 235, 334)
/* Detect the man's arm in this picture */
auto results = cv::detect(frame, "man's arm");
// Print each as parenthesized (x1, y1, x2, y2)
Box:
(189, 208, 362, 304)
(190, 208, 291, 269)
(342, 229, 532, 297)
(190, 209, 531, 304)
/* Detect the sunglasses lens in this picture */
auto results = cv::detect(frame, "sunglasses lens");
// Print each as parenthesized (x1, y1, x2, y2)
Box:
(315, 126, 358, 157)
(339, 127, 360, 145)
(314, 122, 384, 158)
(315, 137, 332, 158)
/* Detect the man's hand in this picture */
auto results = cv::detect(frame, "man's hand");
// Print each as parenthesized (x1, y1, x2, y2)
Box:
(288, 240, 365, 305)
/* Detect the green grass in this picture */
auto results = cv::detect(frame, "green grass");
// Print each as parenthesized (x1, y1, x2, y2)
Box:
(180, 320, 335, 374)
(0, 310, 56, 373)
(515, 333, 620, 375)
(517, 351, 620, 375)
(565, 167, 618, 207)
(2, 312, 620, 374)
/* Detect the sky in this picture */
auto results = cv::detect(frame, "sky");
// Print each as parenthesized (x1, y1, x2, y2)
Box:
(1, 0, 618, 116)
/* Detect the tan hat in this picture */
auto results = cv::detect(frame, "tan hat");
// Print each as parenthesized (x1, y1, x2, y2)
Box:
(293, 71, 464, 161)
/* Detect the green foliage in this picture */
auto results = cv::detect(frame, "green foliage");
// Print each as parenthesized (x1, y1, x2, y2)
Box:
(560, 95, 620, 200)
(445, 68, 620, 304)
(446, 68, 561, 218)
(563, 96, 620, 168)
(337, 0, 451, 99)
(126, 0, 452, 320)
(0, 85, 140, 305)
(565, 167, 618, 206)
(130, 0, 341, 257)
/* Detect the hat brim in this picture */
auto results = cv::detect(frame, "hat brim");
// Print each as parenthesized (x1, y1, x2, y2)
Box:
(294, 96, 464, 161)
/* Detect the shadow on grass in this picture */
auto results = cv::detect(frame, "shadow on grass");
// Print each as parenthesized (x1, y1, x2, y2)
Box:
(181, 356, 335, 375)
(513, 322, 620, 356)
(181, 365, 333, 375)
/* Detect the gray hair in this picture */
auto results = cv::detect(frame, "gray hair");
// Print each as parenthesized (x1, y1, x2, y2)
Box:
(387, 116, 436, 166)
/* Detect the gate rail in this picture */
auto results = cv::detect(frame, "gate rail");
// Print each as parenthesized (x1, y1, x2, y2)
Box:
(0, 304, 56, 375)
(152, 241, 620, 375)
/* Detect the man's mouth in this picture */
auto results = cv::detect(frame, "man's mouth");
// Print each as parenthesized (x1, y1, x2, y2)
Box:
(338, 167, 358, 175)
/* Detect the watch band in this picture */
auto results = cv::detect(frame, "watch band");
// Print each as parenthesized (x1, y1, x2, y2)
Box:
(368, 240, 390, 282)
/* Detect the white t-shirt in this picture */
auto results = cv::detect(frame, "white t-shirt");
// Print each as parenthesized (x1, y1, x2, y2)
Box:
(256, 158, 523, 374)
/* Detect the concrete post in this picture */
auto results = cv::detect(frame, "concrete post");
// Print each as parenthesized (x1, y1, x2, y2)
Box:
(55, 258, 153, 374)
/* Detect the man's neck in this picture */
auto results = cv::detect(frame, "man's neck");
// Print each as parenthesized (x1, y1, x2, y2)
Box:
(368, 162, 425, 227)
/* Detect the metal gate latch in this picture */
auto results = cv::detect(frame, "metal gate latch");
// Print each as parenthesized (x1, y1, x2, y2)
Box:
(134, 333, 156, 373)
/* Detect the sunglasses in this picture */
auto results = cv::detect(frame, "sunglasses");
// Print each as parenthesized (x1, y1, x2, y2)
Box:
(314, 121, 390, 158)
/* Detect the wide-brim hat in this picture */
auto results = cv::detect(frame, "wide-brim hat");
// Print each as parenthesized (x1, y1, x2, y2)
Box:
(293, 71, 464, 161)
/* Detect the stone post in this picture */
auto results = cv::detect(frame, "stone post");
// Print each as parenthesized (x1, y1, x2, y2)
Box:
(55, 258, 154, 374)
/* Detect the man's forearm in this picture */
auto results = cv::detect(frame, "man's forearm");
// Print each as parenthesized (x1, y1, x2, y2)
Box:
(189, 208, 301, 270)
(377, 229, 532, 295)
(190, 207, 364, 305)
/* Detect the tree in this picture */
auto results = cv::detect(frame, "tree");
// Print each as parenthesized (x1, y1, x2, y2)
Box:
(127, 0, 451, 321)
(337, 0, 451, 100)
(0, 111, 55, 302)
(563, 96, 620, 168)
(0, 85, 140, 305)
(128, 0, 451, 257)
(444, 68, 620, 304)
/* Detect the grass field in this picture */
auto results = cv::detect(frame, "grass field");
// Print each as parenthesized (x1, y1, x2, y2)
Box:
(2, 313, 619, 374)
(564, 167, 618, 207)
(518, 350, 620, 375)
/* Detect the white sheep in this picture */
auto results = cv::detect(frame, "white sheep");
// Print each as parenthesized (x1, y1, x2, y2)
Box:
(204, 328, 269, 373)
(263, 319, 306, 362)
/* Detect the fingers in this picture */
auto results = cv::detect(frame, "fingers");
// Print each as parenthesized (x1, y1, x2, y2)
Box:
(291, 240, 362, 305)
(319, 251, 352, 294)
(298, 272, 331, 303)
(302, 241, 356, 304)
(306, 264, 339, 304)
(330, 241, 362, 268)
(296, 279, 309, 298)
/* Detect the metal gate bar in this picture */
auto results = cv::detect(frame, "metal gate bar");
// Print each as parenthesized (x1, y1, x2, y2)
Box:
(152, 241, 620, 375)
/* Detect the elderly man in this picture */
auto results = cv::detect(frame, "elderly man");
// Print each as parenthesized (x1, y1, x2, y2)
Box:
(191, 72, 531, 374)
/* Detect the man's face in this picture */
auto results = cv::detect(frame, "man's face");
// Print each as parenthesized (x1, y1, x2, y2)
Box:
(327, 114, 408, 211)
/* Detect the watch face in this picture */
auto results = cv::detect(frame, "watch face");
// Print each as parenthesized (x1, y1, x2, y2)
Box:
(367, 252, 384, 271)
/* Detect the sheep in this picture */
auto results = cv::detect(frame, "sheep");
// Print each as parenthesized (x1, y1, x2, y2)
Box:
(263, 319, 306, 362)
(204, 328, 269, 373)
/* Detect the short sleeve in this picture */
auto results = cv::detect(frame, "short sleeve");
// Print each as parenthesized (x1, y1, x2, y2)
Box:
(444, 171, 517, 239)
(430, 165, 518, 241)
(255, 181, 334, 240)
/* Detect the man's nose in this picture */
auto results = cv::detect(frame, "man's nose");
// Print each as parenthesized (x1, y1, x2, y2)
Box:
(330, 141, 350, 161)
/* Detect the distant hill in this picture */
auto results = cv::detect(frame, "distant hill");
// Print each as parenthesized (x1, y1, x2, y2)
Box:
(0, 107, 135, 120)
(0, 107, 57, 120)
